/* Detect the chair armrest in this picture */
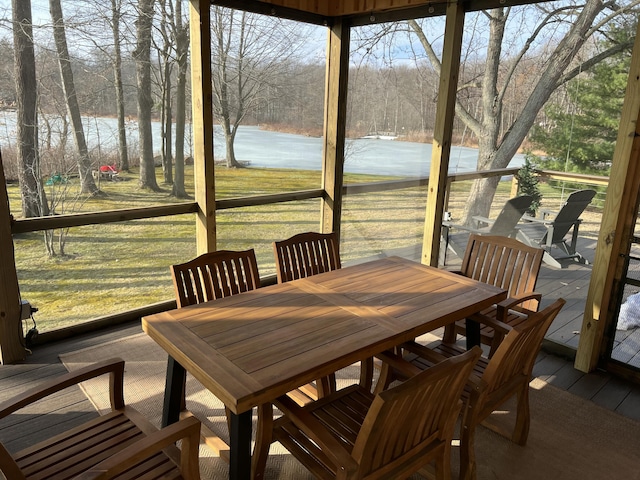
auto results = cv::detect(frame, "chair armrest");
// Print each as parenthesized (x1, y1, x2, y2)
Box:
(472, 215, 494, 227)
(375, 350, 424, 379)
(399, 340, 448, 365)
(470, 313, 513, 335)
(274, 395, 359, 474)
(71, 416, 201, 480)
(520, 214, 552, 225)
(495, 293, 541, 321)
(442, 221, 481, 233)
(0, 358, 125, 420)
(0, 441, 25, 480)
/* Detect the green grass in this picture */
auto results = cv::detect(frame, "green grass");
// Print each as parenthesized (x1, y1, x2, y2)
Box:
(9, 166, 599, 332)
(10, 166, 406, 331)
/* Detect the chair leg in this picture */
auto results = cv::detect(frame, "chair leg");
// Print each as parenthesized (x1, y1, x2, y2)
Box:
(442, 323, 457, 344)
(459, 425, 477, 480)
(317, 373, 337, 397)
(459, 405, 478, 480)
(359, 357, 374, 392)
(488, 331, 505, 358)
(180, 376, 187, 412)
(512, 384, 531, 445)
(251, 404, 273, 480)
(435, 443, 453, 480)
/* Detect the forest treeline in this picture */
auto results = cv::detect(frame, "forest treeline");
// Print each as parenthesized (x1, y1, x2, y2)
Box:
(3, 1, 637, 230)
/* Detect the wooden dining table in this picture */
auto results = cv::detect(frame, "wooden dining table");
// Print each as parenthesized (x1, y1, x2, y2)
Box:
(142, 256, 507, 480)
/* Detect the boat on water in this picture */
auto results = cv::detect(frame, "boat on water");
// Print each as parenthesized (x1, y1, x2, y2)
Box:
(360, 131, 398, 140)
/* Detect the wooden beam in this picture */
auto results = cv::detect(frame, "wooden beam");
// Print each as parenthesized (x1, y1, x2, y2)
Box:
(190, 0, 216, 255)
(575, 23, 640, 372)
(321, 20, 349, 238)
(0, 154, 25, 364)
(211, 0, 331, 25)
(421, 1, 465, 266)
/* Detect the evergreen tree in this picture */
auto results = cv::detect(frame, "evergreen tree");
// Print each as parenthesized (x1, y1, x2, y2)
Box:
(530, 25, 633, 174)
(516, 154, 542, 216)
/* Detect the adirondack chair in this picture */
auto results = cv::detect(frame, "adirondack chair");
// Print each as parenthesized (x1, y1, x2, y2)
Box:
(516, 189, 596, 268)
(0, 358, 201, 480)
(443, 195, 533, 262)
(379, 298, 565, 480)
(269, 347, 482, 480)
(442, 234, 545, 356)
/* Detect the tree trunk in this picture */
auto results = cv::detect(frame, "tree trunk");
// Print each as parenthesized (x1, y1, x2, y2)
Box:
(172, 0, 188, 198)
(111, 0, 129, 171)
(12, 0, 48, 218)
(460, 0, 606, 224)
(134, 0, 159, 191)
(49, 0, 99, 195)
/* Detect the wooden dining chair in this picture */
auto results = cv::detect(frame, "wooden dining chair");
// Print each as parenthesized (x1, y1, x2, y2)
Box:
(443, 234, 545, 356)
(172, 248, 316, 477)
(382, 298, 565, 480)
(273, 231, 341, 283)
(267, 347, 481, 480)
(171, 249, 260, 308)
(0, 358, 201, 480)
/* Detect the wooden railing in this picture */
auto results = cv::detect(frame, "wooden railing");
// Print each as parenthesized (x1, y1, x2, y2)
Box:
(8, 167, 609, 342)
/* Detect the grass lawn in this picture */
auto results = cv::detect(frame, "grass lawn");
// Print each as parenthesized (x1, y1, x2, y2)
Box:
(7, 165, 599, 332)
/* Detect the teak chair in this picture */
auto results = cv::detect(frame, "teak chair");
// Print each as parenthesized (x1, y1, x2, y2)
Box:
(0, 358, 201, 480)
(516, 189, 596, 268)
(273, 231, 341, 283)
(269, 347, 482, 480)
(442, 234, 545, 356)
(171, 249, 260, 309)
(443, 195, 533, 261)
(383, 298, 565, 480)
(171, 249, 269, 473)
(171, 249, 318, 477)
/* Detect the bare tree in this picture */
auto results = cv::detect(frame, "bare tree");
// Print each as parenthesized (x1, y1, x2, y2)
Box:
(172, 0, 189, 198)
(49, 0, 99, 195)
(154, 0, 174, 185)
(12, 0, 48, 218)
(404, 1, 637, 223)
(111, 0, 130, 171)
(133, 0, 159, 190)
(211, 6, 310, 168)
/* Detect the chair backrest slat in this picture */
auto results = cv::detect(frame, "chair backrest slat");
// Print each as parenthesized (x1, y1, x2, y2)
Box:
(462, 235, 544, 311)
(171, 249, 260, 307)
(273, 232, 341, 283)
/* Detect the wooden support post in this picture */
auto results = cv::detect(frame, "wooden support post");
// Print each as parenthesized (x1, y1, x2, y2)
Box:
(421, 2, 465, 266)
(321, 19, 349, 238)
(190, 0, 216, 255)
(0, 155, 26, 364)
(575, 23, 640, 372)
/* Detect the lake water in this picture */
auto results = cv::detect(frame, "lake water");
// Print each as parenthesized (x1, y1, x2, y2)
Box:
(0, 111, 524, 178)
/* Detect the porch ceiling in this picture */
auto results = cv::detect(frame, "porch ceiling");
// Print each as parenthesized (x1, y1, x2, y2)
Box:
(211, 0, 546, 26)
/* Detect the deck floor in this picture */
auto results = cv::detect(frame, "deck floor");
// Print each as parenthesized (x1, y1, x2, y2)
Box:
(2, 239, 640, 458)
(1, 312, 640, 458)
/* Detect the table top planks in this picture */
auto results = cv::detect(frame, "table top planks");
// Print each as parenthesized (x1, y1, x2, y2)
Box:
(142, 257, 506, 413)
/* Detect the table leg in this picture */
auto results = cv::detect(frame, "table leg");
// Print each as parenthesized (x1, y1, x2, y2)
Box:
(465, 318, 481, 350)
(229, 410, 252, 480)
(162, 355, 185, 427)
